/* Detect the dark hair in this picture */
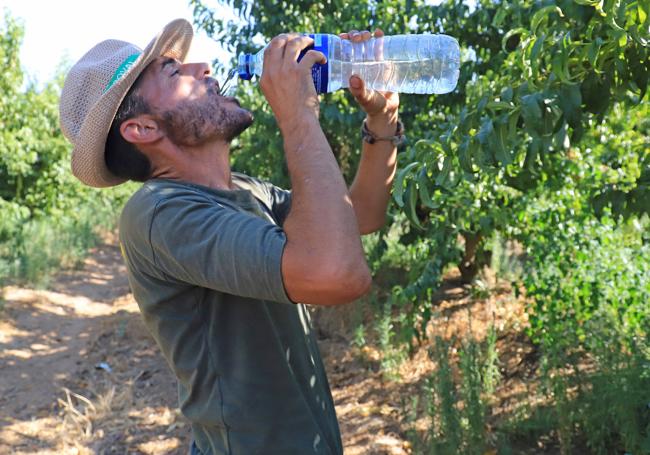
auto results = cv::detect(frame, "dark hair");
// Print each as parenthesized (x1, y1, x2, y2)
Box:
(105, 76, 153, 182)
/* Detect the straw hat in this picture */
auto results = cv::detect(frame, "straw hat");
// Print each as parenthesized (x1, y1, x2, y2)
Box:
(59, 19, 194, 187)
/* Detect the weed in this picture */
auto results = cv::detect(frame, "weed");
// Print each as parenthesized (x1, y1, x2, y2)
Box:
(376, 300, 406, 380)
(353, 323, 366, 348)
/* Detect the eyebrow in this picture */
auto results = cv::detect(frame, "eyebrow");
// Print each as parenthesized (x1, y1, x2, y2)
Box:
(160, 57, 177, 72)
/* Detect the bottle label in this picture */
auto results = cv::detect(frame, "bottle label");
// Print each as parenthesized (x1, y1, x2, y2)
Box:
(297, 34, 329, 94)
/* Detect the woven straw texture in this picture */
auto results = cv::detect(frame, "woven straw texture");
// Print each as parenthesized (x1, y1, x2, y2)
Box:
(59, 19, 193, 187)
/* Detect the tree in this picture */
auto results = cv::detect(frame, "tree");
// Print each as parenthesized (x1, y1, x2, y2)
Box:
(0, 12, 134, 284)
(191, 0, 648, 336)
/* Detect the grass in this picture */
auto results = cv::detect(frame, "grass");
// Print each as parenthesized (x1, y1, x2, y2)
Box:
(0, 205, 120, 289)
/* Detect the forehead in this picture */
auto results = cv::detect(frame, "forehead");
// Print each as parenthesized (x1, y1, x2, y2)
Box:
(134, 56, 176, 93)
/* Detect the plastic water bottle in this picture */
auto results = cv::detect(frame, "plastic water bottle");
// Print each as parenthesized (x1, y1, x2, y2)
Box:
(237, 33, 460, 94)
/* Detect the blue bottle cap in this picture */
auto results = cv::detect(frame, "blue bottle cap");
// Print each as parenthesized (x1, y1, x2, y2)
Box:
(237, 54, 253, 80)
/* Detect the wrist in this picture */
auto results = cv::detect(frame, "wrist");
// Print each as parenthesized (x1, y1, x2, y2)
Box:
(361, 118, 405, 147)
(365, 112, 399, 137)
(278, 111, 320, 138)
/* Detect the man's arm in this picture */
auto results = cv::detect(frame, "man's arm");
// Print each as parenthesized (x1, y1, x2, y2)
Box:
(341, 30, 401, 235)
(260, 34, 372, 306)
(349, 113, 399, 234)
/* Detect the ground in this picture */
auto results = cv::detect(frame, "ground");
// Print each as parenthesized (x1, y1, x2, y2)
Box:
(0, 240, 542, 454)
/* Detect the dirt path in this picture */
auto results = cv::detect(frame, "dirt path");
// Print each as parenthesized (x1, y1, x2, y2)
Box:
(0, 242, 191, 453)
(0, 242, 413, 454)
(0, 244, 129, 422)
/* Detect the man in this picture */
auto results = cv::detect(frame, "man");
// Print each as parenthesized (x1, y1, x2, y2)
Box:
(59, 18, 401, 454)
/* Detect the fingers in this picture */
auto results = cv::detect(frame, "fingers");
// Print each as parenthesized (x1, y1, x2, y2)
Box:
(264, 33, 290, 61)
(298, 49, 327, 70)
(264, 33, 309, 59)
(339, 29, 379, 41)
(283, 34, 315, 63)
(373, 29, 385, 60)
(281, 35, 327, 77)
(347, 30, 371, 42)
(340, 29, 385, 62)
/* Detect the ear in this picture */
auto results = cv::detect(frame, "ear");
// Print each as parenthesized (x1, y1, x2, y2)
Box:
(119, 115, 164, 145)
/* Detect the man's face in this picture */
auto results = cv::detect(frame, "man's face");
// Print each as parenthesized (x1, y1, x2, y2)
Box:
(137, 56, 253, 146)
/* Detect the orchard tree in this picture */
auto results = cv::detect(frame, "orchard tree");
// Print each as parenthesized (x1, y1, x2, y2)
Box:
(0, 12, 131, 243)
(0, 13, 71, 218)
(190, 0, 649, 340)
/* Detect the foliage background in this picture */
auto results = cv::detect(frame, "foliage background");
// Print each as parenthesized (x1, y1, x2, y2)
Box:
(1, 0, 648, 451)
(0, 13, 135, 288)
(190, 0, 649, 452)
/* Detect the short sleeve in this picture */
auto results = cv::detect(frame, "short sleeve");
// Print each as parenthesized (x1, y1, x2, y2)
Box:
(148, 194, 294, 305)
(262, 183, 292, 226)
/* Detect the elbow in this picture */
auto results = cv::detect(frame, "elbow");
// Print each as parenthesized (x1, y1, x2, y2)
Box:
(284, 256, 372, 306)
(359, 218, 386, 235)
(322, 261, 372, 305)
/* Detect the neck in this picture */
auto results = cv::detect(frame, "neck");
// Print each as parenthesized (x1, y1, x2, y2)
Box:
(149, 139, 235, 191)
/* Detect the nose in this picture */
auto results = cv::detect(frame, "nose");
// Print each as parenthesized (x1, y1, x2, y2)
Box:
(184, 62, 211, 79)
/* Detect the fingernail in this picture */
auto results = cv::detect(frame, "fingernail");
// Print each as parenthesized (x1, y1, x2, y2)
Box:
(350, 76, 361, 89)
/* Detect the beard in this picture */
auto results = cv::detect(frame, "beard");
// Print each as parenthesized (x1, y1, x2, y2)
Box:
(157, 84, 253, 146)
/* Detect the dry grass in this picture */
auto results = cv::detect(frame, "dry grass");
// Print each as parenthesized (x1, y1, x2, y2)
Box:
(54, 380, 185, 454)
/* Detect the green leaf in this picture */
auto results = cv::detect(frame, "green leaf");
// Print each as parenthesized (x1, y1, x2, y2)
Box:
(558, 83, 582, 127)
(551, 53, 565, 83)
(529, 34, 546, 77)
(477, 95, 489, 113)
(492, 121, 512, 166)
(502, 27, 528, 52)
(524, 138, 541, 170)
(417, 166, 438, 210)
(492, 7, 507, 28)
(639, 3, 648, 23)
(520, 94, 543, 135)
(477, 119, 494, 145)
(501, 87, 514, 102)
(435, 155, 453, 187)
(508, 109, 520, 139)
(487, 101, 516, 111)
(458, 139, 474, 174)
(531, 6, 564, 35)
(393, 161, 420, 208)
(405, 180, 424, 230)
(587, 37, 604, 68)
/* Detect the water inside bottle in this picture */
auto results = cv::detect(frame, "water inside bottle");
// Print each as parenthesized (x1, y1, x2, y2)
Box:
(333, 57, 457, 94)
(328, 34, 460, 94)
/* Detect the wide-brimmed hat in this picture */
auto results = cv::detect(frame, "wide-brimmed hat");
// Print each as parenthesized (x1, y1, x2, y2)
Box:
(59, 19, 194, 187)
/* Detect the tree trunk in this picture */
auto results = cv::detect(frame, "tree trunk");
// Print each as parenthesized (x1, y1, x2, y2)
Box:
(459, 232, 482, 284)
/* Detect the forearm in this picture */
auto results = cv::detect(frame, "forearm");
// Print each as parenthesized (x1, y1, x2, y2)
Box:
(260, 33, 371, 305)
(283, 116, 360, 250)
(281, 116, 371, 303)
(349, 115, 399, 234)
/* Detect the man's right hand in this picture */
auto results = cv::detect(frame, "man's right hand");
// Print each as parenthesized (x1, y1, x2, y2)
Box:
(259, 34, 326, 135)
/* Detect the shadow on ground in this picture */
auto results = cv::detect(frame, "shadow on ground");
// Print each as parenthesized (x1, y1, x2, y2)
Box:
(0, 243, 190, 454)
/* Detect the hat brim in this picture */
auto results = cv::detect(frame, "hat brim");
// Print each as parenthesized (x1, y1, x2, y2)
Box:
(71, 19, 194, 188)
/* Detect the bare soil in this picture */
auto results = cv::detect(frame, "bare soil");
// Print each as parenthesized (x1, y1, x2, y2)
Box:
(0, 240, 545, 454)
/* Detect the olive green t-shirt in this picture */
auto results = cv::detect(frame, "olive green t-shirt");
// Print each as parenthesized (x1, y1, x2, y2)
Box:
(118, 174, 342, 455)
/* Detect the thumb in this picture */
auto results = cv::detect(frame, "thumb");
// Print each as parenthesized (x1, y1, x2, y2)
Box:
(348, 75, 367, 100)
(298, 50, 327, 70)
(350, 75, 386, 113)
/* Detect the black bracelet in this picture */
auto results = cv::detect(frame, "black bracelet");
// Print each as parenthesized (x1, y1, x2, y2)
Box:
(361, 119, 406, 147)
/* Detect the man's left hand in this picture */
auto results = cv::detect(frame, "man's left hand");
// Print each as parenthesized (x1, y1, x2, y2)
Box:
(340, 29, 400, 127)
